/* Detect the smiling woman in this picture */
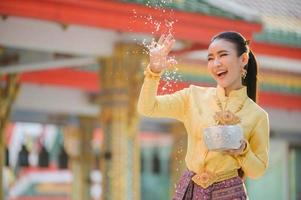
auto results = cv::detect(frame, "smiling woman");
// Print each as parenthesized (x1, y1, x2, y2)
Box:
(208, 32, 258, 102)
(138, 31, 269, 199)
(207, 39, 249, 96)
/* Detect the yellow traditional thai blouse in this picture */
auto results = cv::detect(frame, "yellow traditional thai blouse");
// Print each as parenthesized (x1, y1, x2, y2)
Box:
(138, 74, 269, 179)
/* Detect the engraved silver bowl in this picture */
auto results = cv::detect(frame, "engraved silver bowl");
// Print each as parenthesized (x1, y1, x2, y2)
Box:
(203, 125, 243, 151)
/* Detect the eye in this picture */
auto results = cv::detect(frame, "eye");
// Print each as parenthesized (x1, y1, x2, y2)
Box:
(207, 57, 213, 61)
(220, 53, 228, 57)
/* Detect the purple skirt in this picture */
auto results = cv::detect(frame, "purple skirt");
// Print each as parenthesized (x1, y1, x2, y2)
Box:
(172, 169, 248, 200)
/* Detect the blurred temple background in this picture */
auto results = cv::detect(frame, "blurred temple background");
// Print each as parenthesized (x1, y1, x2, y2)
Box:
(0, 0, 301, 200)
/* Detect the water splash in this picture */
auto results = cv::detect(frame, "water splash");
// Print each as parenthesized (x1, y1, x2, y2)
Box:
(161, 64, 183, 94)
(129, 0, 183, 93)
(131, 0, 176, 44)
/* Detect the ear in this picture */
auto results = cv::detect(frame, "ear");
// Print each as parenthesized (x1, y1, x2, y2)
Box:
(241, 52, 249, 67)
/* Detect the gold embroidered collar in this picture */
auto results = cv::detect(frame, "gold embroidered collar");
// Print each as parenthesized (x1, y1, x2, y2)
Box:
(214, 85, 248, 125)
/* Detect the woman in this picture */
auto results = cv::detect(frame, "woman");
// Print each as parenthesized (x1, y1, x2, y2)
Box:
(138, 31, 269, 199)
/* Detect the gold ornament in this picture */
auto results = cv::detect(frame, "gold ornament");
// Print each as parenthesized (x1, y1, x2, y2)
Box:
(245, 40, 250, 45)
(214, 110, 241, 125)
(214, 96, 245, 125)
(241, 68, 247, 79)
(192, 170, 217, 188)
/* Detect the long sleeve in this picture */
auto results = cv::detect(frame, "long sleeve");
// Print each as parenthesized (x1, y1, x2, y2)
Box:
(235, 112, 270, 179)
(137, 77, 190, 122)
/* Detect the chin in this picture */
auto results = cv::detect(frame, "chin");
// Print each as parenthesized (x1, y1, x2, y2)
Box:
(217, 81, 230, 88)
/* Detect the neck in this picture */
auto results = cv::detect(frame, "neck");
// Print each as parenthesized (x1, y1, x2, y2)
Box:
(224, 85, 243, 97)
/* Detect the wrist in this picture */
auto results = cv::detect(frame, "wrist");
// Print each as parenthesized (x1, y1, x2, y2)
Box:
(149, 64, 162, 73)
(241, 141, 247, 151)
(238, 140, 249, 156)
(144, 64, 163, 79)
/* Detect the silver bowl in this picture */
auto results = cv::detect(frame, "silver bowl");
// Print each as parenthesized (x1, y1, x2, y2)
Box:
(203, 125, 243, 151)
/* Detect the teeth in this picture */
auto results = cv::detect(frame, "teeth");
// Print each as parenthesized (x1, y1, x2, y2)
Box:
(217, 71, 226, 75)
(216, 71, 227, 77)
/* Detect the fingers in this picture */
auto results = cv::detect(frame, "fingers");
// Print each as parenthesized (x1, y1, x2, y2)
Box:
(158, 33, 174, 49)
(223, 148, 242, 156)
(157, 34, 166, 45)
(149, 34, 176, 70)
(224, 150, 234, 154)
(165, 33, 173, 42)
(158, 33, 173, 44)
(241, 139, 247, 145)
(164, 38, 175, 53)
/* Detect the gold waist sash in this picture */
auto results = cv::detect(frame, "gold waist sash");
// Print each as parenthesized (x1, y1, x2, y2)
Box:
(192, 169, 239, 188)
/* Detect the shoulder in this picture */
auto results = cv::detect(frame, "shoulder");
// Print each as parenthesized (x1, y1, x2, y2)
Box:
(189, 85, 216, 97)
(247, 98, 269, 122)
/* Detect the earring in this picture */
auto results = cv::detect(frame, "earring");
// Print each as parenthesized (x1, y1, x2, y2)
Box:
(241, 68, 247, 79)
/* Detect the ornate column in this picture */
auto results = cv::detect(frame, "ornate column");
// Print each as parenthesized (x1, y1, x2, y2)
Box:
(0, 73, 19, 199)
(99, 43, 145, 200)
(64, 116, 94, 200)
(169, 122, 187, 198)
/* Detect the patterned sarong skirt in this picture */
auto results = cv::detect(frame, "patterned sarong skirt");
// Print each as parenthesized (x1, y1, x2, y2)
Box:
(172, 169, 248, 200)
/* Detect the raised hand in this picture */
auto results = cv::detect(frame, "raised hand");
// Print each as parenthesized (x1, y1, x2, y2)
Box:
(149, 34, 176, 73)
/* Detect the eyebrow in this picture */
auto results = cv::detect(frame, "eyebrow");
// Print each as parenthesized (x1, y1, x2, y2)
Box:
(207, 50, 229, 57)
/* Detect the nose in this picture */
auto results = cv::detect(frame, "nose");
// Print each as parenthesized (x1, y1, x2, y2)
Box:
(213, 58, 221, 68)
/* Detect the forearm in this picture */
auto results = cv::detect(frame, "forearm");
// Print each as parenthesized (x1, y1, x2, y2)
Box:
(236, 142, 268, 179)
(137, 77, 161, 117)
(137, 69, 189, 120)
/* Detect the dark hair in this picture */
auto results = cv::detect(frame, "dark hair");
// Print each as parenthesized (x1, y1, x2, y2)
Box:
(211, 31, 258, 102)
